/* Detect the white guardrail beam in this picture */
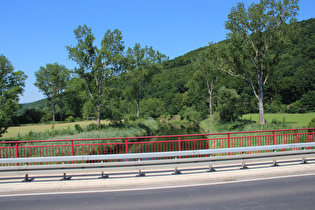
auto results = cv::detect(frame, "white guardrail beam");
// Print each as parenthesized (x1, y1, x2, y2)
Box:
(0, 142, 315, 165)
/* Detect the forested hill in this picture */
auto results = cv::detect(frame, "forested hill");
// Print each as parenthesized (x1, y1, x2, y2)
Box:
(19, 18, 315, 124)
(144, 18, 315, 115)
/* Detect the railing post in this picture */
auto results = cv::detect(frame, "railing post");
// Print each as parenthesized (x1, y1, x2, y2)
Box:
(178, 136, 181, 159)
(15, 142, 19, 166)
(228, 133, 231, 155)
(125, 139, 129, 162)
(71, 140, 74, 164)
(273, 131, 276, 145)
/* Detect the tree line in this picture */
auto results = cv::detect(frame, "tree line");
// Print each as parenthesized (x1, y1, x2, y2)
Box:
(2, 0, 314, 137)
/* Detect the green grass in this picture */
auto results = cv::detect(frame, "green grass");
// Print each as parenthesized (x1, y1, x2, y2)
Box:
(241, 112, 315, 127)
(0, 120, 109, 140)
(0, 118, 160, 141)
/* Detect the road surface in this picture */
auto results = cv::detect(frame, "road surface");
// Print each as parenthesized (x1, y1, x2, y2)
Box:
(1, 174, 315, 210)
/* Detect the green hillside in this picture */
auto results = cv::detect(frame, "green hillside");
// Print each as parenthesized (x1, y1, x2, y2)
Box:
(19, 18, 315, 124)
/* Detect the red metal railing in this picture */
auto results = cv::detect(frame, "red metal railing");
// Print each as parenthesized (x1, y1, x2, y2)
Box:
(0, 128, 314, 166)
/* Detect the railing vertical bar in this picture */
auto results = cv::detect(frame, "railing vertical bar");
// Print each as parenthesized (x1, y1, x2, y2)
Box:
(228, 134, 231, 155)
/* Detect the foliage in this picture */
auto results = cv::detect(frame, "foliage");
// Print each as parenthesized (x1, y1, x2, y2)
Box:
(34, 63, 70, 121)
(300, 91, 315, 112)
(125, 43, 167, 117)
(0, 54, 27, 137)
(210, 0, 299, 124)
(65, 116, 75, 122)
(140, 98, 165, 118)
(66, 25, 125, 126)
(217, 86, 242, 122)
(180, 106, 203, 124)
(187, 50, 220, 118)
(307, 118, 315, 128)
(18, 107, 44, 124)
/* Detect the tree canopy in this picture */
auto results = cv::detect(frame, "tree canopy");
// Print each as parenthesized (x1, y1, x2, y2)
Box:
(66, 25, 125, 126)
(34, 63, 70, 121)
(0, 54, 27, 136)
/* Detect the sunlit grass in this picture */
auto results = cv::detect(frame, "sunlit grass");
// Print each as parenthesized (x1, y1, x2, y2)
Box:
(242, 112, 315, 127)
(1, 120, 109, 139)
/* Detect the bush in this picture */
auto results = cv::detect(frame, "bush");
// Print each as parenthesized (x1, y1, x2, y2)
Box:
(300, 91, 315, 111)
(180, 107, 202, 124)
(74, 124, 83, 132)
(124, 114, 137, 122)
(65, 116, 75, 122)
(75, 117, 83, 122)
(140, 98, 165, 118)
(265, 104, 281, 113)
(217, 86, 242, 122)
(308, 118, 315, 128)
(86, 123, 97, 131)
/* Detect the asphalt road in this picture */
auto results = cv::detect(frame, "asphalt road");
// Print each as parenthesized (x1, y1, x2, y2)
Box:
(1, 174, 315, 210)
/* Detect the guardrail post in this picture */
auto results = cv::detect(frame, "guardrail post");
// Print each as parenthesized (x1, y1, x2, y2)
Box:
(15, 142, 19, 166)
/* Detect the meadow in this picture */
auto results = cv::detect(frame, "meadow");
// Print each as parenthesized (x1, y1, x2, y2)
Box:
(1, 112, 314, 141)
(0, 120, 109, 139)
(241, 112, 315, 127)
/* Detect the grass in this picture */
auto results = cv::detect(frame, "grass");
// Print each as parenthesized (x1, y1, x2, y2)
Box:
(0, 120, 109, 139)
(241, 112, 315, 127)
(0, 118, 161, 141)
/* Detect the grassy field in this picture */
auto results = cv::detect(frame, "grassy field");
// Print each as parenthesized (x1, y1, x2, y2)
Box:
(1, 113, 314, 140)
(241, 112, 315, 127)
(0, 120, 109, 139)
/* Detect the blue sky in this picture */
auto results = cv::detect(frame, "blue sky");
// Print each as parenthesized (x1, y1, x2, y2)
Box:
(1, 0, 314, 104)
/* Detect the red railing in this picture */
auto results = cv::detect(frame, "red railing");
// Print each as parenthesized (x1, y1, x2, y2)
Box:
(0, 128, 314, 166)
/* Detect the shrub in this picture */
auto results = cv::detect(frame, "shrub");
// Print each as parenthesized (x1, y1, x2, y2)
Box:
(181, 107, 202, 124)
(86, 123, 97, 131)
(217, 86, 242, 122)
(300, 91, 315, 111)
(74, 124, 83, 132)
(75, 117, 83, 122)
(140, 98, 165, 118)
(65, 116, 75, 122)
(308, 118, 315, 128)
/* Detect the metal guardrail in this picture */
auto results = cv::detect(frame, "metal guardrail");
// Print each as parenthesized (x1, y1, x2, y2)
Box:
(1, 142, 315, 167)
(1, 128, 314, 162)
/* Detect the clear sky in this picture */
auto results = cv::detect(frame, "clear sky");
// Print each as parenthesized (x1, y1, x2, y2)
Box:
(1, 0, 314, 104)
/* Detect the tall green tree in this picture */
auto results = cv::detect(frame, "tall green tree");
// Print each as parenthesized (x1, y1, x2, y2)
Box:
(0, 54, 27, 136)
(189, 50, 220, 119)
(126, 43, 167, 117)
(210, 0, 299, 124)
(67, 25, 125, 126)
(34, 63, 71, 121)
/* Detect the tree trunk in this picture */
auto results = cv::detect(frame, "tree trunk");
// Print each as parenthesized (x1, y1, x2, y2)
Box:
(258, 80, 265, 125)
(258, 95, 265, 125)
(97, 99, 101, 126)
(136, 94, 140, 117)
(209, 89, 213, 119)
(59, 95, 63, 121)
(52, 101, 56, 122)
(206, 77, 215, 119)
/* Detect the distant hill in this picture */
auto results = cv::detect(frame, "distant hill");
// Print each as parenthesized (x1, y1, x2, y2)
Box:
(19, 98, 47, 114)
